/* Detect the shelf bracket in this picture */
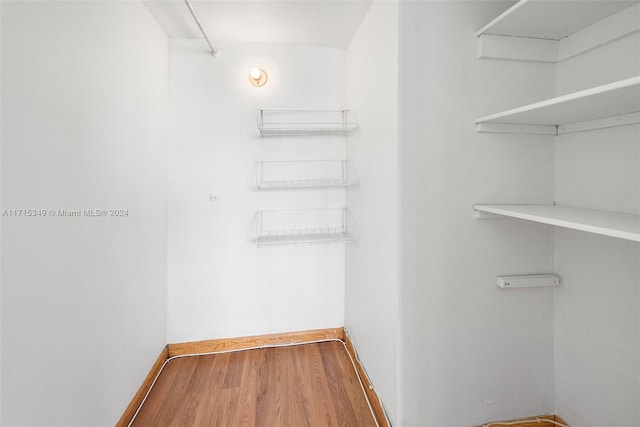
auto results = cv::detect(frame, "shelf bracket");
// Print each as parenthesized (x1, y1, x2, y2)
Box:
(558, 112, 640, 135)
(476, 122, 558, 135)
(478, 34, 558, 63)
(474, 209, 503, 219)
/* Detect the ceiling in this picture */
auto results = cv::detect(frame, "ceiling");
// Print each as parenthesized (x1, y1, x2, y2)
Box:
(142, 0, 373, 48)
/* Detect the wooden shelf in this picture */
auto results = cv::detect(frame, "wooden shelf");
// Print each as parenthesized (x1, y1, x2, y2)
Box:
(476, 0, 639, 39)
(474, 204, 640, 243)
(475, 77, 640, 129)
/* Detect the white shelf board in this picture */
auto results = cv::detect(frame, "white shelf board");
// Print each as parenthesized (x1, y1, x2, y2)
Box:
(474, 204, 640, 243)
(476, 0, 639, 39)
(475, 77, 640, 126)
(256, 232, 357, 248)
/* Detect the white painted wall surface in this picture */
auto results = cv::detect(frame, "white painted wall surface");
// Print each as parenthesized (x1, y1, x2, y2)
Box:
(0, 1, 168, 425)
(0, 2, 3, 423)
(345, 0, 399, 423)
(554, 30, 640, 426)
(398, 2, 557, 425)
(167, 40, 347, 342)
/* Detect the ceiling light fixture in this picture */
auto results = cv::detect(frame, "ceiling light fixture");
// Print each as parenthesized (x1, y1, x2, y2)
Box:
(249, 67, 268, 87)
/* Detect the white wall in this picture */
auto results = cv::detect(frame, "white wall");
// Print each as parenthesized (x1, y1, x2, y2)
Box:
(553, 30, 640, 426)
(0, 1, 3, 423)
(398, 2, 557, 425)
(0, 1, 168, 425)
(167, 40, 347, 342)
(345, 0, 399, 423)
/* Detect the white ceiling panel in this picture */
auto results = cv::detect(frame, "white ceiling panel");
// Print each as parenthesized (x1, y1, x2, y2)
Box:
(142, 0, 372, 48)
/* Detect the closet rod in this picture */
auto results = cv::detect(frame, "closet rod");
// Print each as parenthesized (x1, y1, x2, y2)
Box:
(184, 0, 220, 57)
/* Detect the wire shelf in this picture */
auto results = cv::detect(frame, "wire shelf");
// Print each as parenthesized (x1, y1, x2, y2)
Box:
(256, 160, 359, 190)
(257, 109, 359, 137)
(255, 208, 358, 248)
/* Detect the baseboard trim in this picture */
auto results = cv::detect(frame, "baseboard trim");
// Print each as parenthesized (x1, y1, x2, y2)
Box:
(167, 327, 345, 357)
(342, 328, 391, 427)
(116, 346, 169, 427)
(475, 414, 569, 427)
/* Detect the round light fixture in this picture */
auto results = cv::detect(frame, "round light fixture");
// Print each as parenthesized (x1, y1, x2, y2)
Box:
(249, 67, 268, 87)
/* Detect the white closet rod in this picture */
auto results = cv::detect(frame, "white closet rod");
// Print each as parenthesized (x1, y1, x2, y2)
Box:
(184, 0, 220, 57)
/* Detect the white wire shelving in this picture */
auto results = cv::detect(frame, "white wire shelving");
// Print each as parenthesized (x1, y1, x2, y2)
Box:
(256, 160, 358, 190)
(257, 109, 359, 137)
(255, 208, 358, 248)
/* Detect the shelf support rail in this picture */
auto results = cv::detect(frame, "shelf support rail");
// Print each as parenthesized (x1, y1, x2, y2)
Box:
(257, 109, 264, 133)
(349, 161, 359, 187)
(345, 209, 359, 243)
(255, 211, 263, 243)
(257, 161, 263, 189)
(184, 0, 220, 57)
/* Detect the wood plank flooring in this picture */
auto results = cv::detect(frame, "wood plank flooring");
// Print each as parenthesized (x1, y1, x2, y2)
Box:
(130, 341, 377, 426)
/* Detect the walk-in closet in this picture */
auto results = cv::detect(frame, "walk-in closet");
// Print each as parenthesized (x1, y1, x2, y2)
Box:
(1, 1, 638, 426)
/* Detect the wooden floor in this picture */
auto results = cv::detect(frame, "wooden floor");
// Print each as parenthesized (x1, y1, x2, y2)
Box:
(131, 341, 377, 426)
